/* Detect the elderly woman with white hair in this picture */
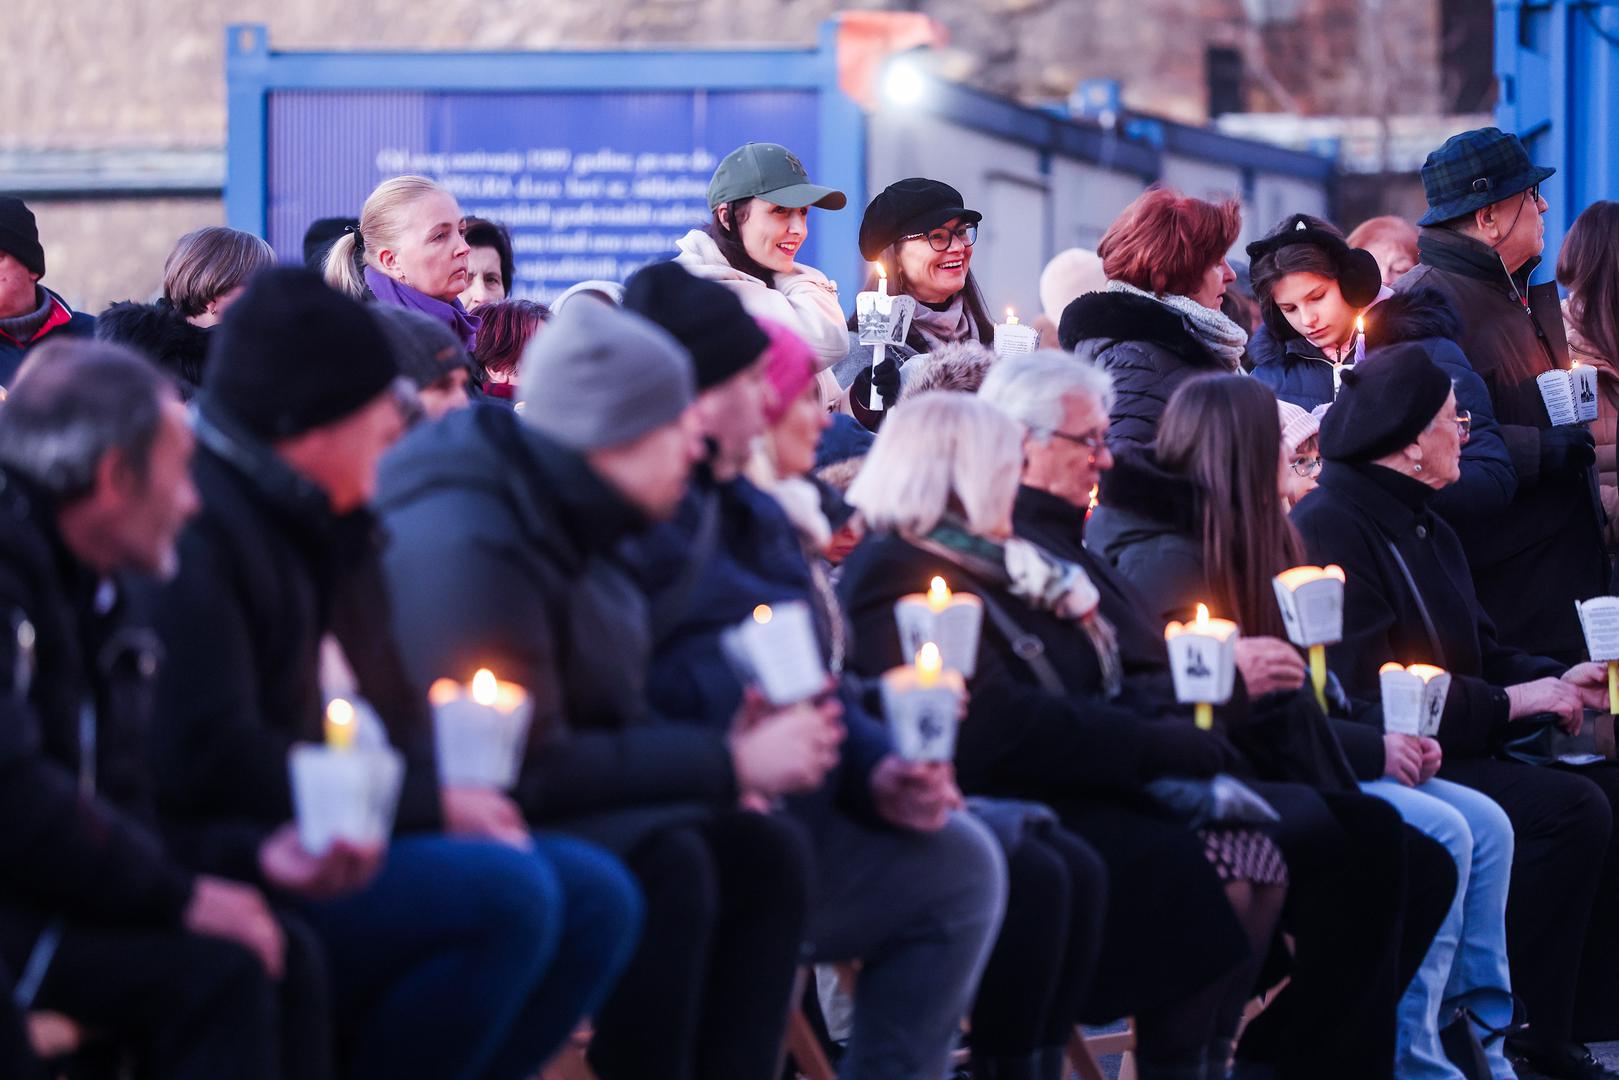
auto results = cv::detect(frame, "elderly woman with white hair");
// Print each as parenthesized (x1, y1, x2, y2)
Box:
(837, 391, 1287, 1080)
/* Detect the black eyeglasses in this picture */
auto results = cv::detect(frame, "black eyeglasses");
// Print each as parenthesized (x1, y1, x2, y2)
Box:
(1525, 184, 1542, 204)
(1290, 456, 1324, 478)
(1455, 410, 1472, 442)
(899, 223, 978, 252)
(1049, 429, 1107, 462)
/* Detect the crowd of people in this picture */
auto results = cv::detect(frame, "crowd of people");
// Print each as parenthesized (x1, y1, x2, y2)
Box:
(0, 120, 1616, 1080)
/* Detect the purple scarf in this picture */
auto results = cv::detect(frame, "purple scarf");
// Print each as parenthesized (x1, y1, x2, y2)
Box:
(364, 266, 480, 351)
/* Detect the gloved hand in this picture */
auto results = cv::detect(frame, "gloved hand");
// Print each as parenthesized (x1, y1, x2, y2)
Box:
(871, 354, 901, 409)
(1540, 425, 1597, 477)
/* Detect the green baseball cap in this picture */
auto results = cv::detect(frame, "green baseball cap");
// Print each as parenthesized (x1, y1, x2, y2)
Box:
(707, 143, 848, 212)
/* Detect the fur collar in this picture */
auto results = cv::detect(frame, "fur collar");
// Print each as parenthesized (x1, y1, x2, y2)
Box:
(1058, 290, 1213, 364)
(96, 300, 210, 397)
(1364, 287, 1461, 348)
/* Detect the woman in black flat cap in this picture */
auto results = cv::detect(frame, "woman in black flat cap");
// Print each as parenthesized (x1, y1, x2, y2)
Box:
(833, 178, 996, 427)
(1294, 345, 1619, 1080)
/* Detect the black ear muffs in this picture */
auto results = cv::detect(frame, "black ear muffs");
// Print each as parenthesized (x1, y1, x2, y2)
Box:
(1247, 215, 1384, 343)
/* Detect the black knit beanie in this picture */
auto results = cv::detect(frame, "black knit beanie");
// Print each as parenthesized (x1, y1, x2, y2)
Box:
(622, 262, 770, 391)
(203, 267, 399, 439)
(1319, 342, 1454, 462)
(0, 197, 46, 278)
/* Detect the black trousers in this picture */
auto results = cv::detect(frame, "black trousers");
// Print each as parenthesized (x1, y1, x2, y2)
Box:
(588, 810, 811, 1080)
(1557, 762, 1619, 1041)
(0, 911, 329, 1080)
(970, 824, 1106, 1057)
(1237, 785, 1457, 1080)
(1439, 756, 1611, 1050)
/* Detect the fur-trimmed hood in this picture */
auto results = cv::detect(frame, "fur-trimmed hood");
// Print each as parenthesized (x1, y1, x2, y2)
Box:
(95, 300, 211, 398)
(1363, 287, 1462, 348)
(1058, 290, 1212, 364)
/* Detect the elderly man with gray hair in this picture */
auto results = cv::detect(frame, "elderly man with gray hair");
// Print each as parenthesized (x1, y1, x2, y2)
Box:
(0, 339, 328, 1080)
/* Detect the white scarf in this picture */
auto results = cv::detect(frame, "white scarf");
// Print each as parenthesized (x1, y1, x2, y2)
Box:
(1106, 280, 1248, 369)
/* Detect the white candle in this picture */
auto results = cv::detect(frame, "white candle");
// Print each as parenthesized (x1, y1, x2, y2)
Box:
(1353, 314, 1366, 366)
(1163, 603, 1239, 729)
(881, 642, 966, 762)
(994, 306, 1039, 358)
(429, 668, 534, 789)
(870, 263, 889, 412)
(894, 576, 984, 678)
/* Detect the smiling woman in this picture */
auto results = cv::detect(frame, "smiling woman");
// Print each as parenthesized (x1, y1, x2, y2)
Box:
(323, 174, 481, 350)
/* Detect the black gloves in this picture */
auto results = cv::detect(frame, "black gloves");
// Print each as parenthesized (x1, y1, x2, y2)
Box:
(1540, 425, 1597, 477)
(871, 355, 900, 409)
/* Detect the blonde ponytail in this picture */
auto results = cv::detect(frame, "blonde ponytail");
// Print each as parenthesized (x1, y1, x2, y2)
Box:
(323, 175, 453, 298)
(323, 231, 366, 297)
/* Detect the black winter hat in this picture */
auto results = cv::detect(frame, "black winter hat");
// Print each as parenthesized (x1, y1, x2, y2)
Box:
(204, 267, 399, 439)
(1319, 342, 1454, 463)
(371, 305, 470, 389)
(858, 178, 982, 261)
(0, 196, 46, 278)
(622, 262, 770, 391)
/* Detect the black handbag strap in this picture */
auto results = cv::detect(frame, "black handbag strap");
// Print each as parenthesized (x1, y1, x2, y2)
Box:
(1379, 533, 1449, 668)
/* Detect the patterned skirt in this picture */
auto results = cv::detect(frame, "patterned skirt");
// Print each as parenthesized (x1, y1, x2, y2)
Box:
(1198, 827, 1289, 886)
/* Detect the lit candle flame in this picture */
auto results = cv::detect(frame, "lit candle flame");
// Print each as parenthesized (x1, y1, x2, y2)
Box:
(325, 698, 356, 750)
(873, 262, 886, 282)
(917, 642, 942, 687)
(1195, 603, 1210, 629)
(752, 604, 773, 625)
(928, 576, 951, 612)
(1005, 307, 1019, 325)
(472, 668, 498, 707)
(1087, 484, 1099, 511)
(1355, 315, 1365, 333)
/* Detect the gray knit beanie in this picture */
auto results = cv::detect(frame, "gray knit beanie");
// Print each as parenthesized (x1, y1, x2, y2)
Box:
(519, 299, 695, 451)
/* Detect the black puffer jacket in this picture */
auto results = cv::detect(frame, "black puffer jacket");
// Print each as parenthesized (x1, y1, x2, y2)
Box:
(143, 402, 444, 885)
(1060, 291, 1236, 450)
(95, 300, 211, 399)
(0, 468, 195, 955)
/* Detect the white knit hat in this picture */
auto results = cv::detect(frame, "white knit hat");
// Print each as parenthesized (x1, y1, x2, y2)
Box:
(1278, 399, 1320, 455)
(1039, 248, 1107, 325)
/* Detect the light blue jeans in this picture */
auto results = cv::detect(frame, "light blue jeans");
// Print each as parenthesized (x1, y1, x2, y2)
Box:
(1363, 777, 1516, 1080)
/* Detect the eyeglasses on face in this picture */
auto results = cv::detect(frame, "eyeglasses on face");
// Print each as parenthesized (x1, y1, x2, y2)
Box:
(1290, 456, 1324, 478)
(899, 223, 978, 252)
(1049, 428, 1107, 461)
(1454, 410, 1472, 442)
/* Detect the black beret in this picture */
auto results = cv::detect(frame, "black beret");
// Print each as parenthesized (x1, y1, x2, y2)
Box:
(1319, 342, 1454, 463)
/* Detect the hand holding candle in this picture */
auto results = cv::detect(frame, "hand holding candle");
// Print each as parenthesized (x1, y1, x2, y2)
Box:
(1574, 597, 1619, 714)
(1164, 604, 1239, 730)
(291, 696, 404, 856)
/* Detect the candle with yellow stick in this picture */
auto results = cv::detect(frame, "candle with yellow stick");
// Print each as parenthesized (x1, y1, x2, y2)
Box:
(290, 695, 404, 855)
(1164, 604, 1238, 730)
(1272, 565, 1347, 712)
(881, 642, 967, 761)
(1575, 597, 1619, 714)
(894, 575, 984, 678)
(324, 697, 357, 750)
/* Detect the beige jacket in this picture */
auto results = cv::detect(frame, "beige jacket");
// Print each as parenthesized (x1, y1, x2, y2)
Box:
(1563, 297, 1619, 547)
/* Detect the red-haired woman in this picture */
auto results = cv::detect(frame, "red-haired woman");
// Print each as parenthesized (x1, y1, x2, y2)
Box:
(1058, 187, 1246, 451)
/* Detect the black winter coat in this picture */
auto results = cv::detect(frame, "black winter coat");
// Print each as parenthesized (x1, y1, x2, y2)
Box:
(836, 526, 1252, 1012)
(1396, 229, 1607, 657)
(143, 404, 444, 885)
(1061, 291, 1236, 451)
(95, 300, 211, 399)
(1291, 463, 1563, 760)
(0, 470, 194, 954)
(374, 405, 737, 848)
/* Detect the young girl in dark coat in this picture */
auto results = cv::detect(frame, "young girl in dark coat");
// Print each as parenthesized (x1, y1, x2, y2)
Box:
(838, 392, 1287, 1080)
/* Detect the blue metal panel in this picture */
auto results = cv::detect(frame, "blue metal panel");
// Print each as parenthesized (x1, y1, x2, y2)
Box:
(225, 23, 866, 306)
(1496, 0, 1619, 282)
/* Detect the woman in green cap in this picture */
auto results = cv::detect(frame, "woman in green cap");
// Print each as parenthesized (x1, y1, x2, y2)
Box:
(675, 142, 849, 406)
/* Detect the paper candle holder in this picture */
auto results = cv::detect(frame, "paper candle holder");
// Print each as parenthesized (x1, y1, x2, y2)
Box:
(1164, 605, 1239, 711)
(881, 643, 966, 763)
(1273, 565, 1346, 648)
(1379, 663, 1450, 738)
(993, 309, 1039, 358)
(722, 601, 828, 706)
(1576, 596, 1619, 715)
(1538, 366, 1600, 427)
(288, 743, 404, 856)
(429, 669, 534, 790)
(856, 291, 917, 346)
(894, 577, 983, 678)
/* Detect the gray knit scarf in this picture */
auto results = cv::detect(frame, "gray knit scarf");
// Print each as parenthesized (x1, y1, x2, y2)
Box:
(0, 287, 53, 345)
(911, 295, 981, 351)
(1106, 280, 1248, 369)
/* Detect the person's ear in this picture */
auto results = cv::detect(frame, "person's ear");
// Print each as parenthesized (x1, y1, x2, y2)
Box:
(96, 445, 140, 504)
(375, 246, 400, 277)
(717, 205, 732, 232)
(1475, 203, 1500, 241)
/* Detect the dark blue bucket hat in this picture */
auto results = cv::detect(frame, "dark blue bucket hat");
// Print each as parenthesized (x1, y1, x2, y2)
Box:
(1417, 127, 1555, 227)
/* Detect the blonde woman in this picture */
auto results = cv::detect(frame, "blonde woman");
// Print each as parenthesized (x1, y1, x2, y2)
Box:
(324, 175, 480, 349)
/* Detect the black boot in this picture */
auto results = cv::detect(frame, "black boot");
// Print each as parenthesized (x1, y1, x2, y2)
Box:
(969, 1052, 1044, 1080)
(1506, 1037, 1619, 1080)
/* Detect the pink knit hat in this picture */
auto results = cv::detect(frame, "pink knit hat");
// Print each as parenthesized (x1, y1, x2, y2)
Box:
(759, 318, 817, 425)
(1278, 399, 1320, 455)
